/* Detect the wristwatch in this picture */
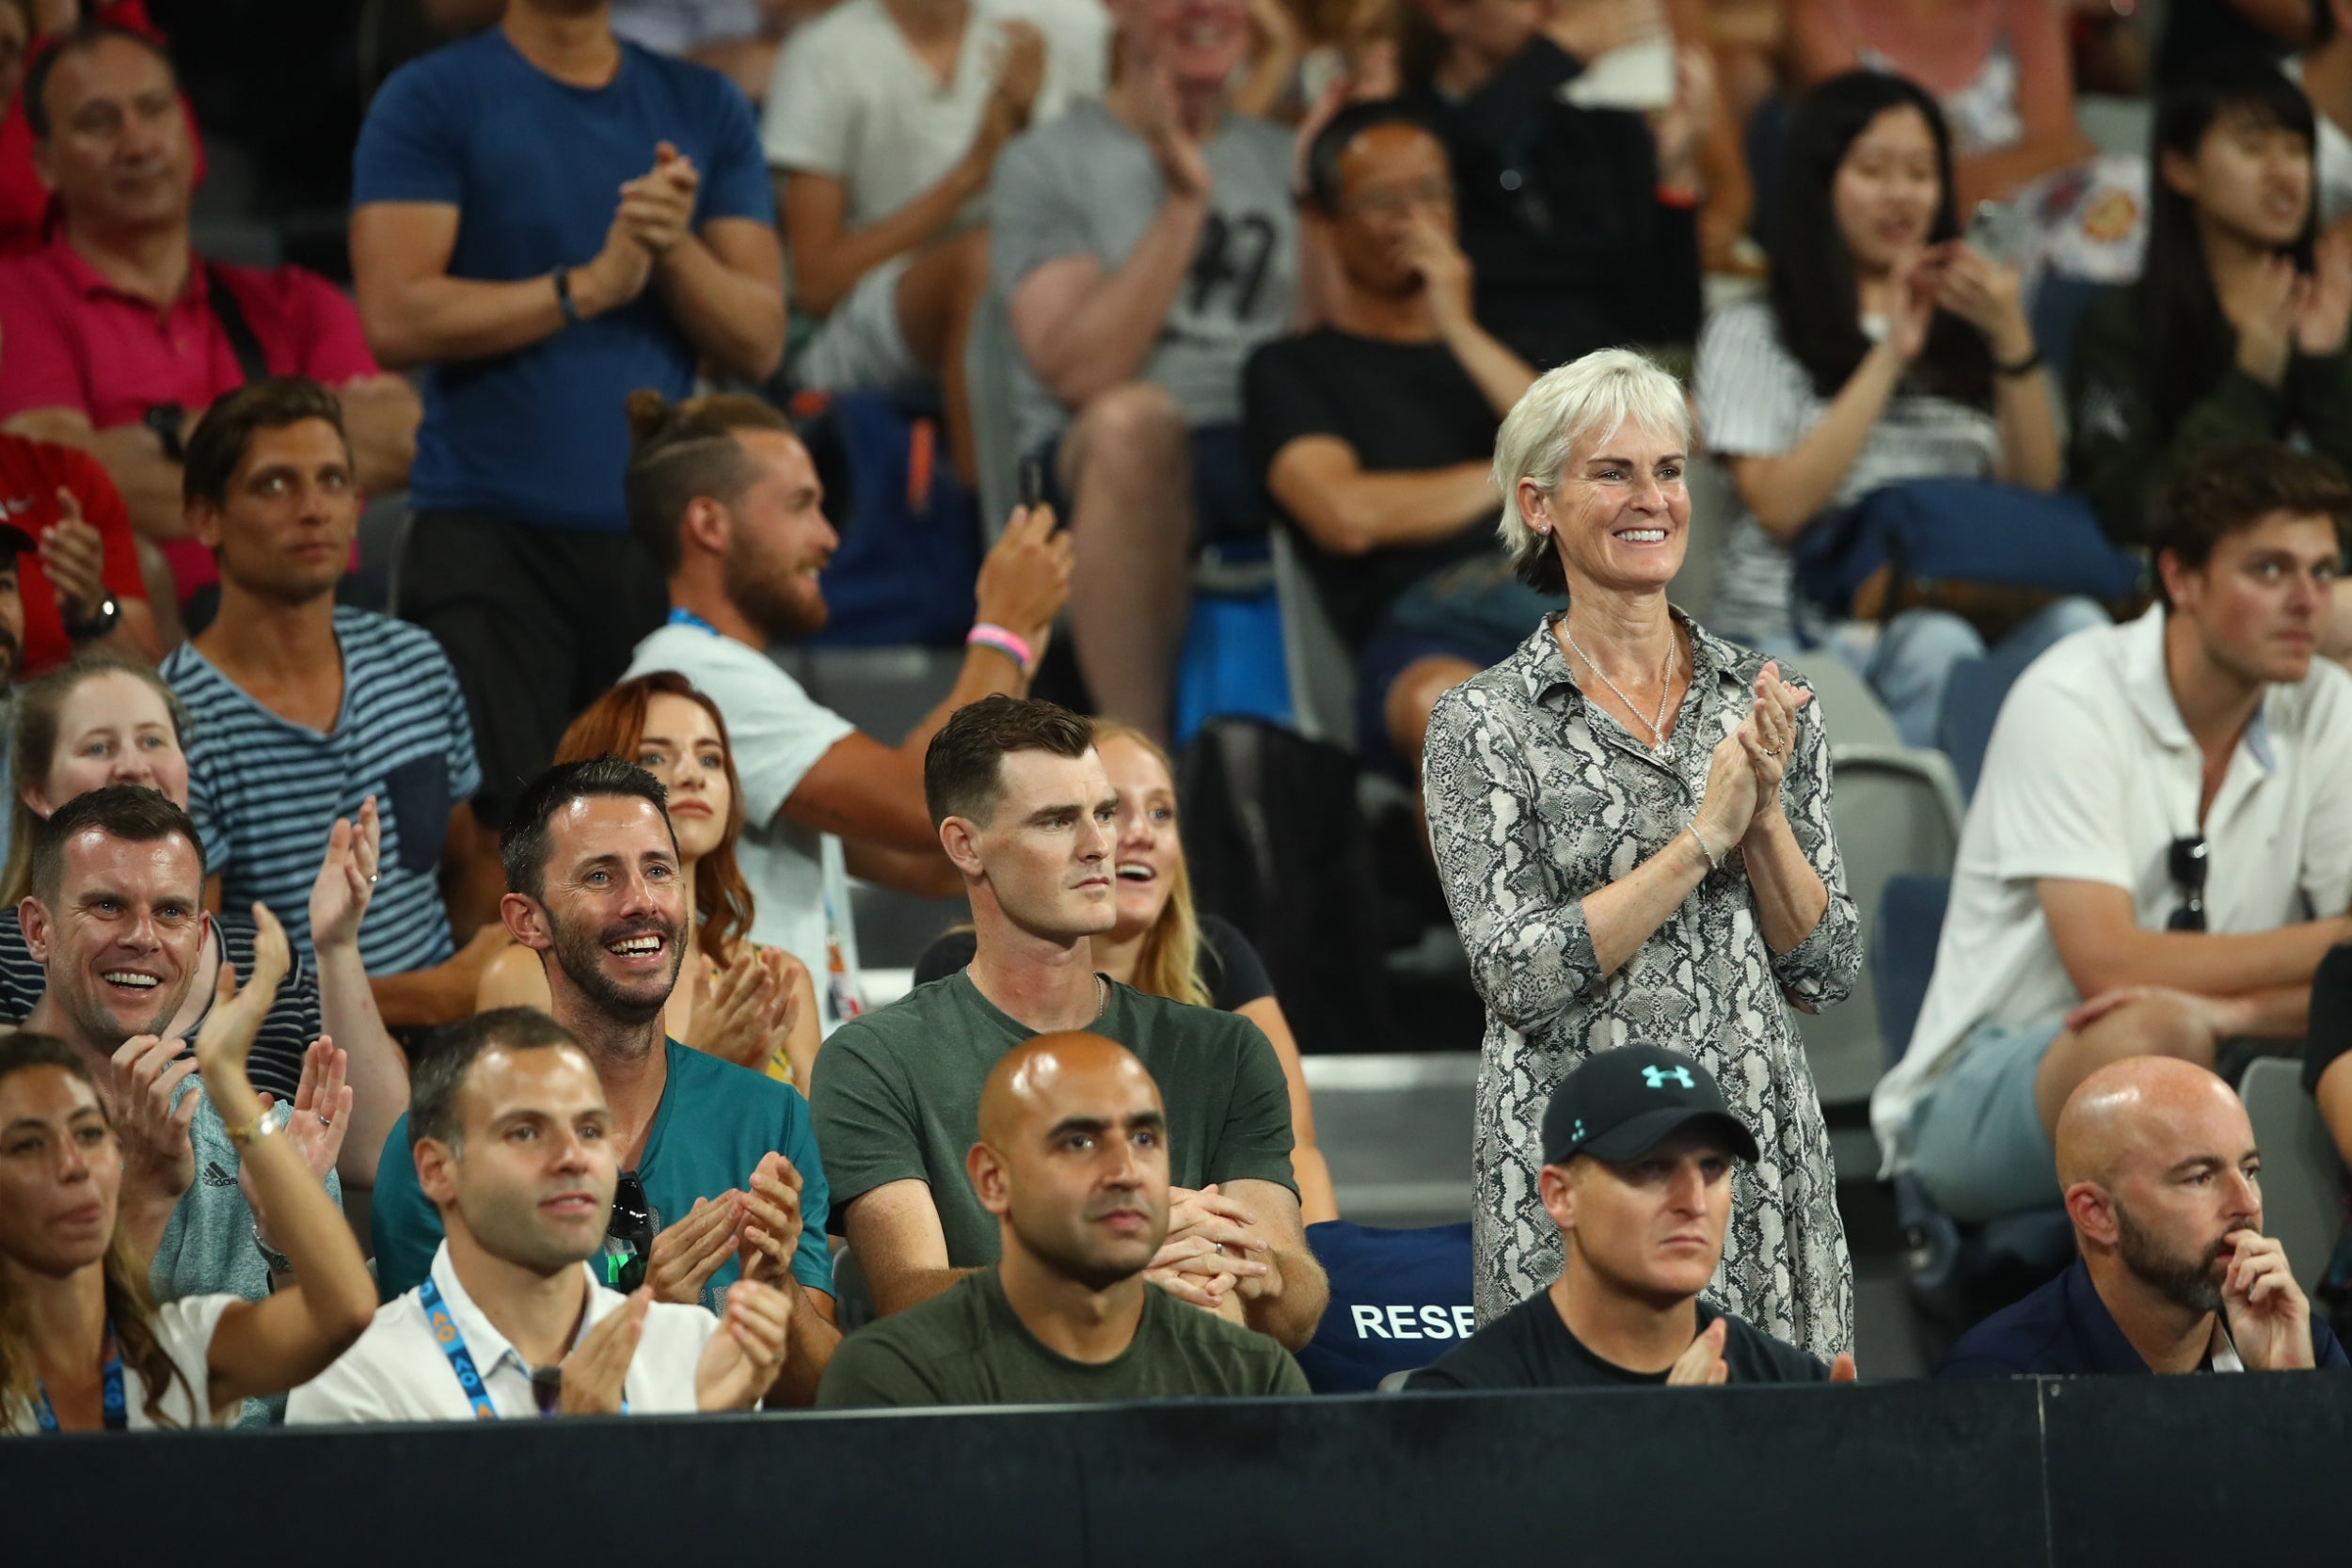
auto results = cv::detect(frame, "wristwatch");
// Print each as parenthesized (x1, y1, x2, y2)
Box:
(251, 1222, 293, 1276)
(64, 594, 120, 642)
(143, 404, 187, 464)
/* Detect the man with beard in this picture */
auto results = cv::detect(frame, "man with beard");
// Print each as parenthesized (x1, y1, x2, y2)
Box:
(288, 1006, 794, 1421)
(818, 1031, 1308, 1406)
(366, 757, 842, 1402)
(1940, 1055, 2347, 1375)
(20, 786, 345, 1323)
(619, 390, 1071, 1032)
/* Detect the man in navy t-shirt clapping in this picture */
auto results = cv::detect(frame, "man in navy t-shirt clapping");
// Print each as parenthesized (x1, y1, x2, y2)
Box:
(348, 0, 784, 859)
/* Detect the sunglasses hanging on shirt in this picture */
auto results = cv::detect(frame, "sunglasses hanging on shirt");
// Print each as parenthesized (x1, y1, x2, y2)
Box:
(2168, 835, 2210, 932)
(602, 1169, 658, 1293)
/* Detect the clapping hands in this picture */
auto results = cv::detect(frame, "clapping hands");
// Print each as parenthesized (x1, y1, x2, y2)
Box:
(1693, 662, 1811, 861)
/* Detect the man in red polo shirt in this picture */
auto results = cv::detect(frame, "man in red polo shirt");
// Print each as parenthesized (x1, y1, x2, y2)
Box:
(0, 21, 420, 606)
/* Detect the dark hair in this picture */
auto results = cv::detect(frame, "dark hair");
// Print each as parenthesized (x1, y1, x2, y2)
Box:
(623, 389, 797, 575)
(406, 1007, 585, 1153)
(1304, 99, 1445, 215)
(27, 784, 203, 907)
(182, 377, 352, 511)
(501, 755, 675, 903)
(923, 695, 1093, 828)
(2141, 55, 2321, 442)
(3, 653, 194, 905)
(23, 19, 172, 141)
(2153, 442, 2352, 606)
(1769, 71, 1989, 405)
(0, 1032, 195, 1428)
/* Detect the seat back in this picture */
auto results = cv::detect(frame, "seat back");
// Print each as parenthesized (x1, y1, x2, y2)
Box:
(1671, 455, 1738, 626)
(2238, 1056, 2344, 1292)
(1273, 527, 1359, 750)
(1793, 648, 1903, 751)
(963, 287, 1025, 544)
(1871, 873, 1953, 1069)
(1935, 656, 2006, 801)
(1296, 1219, 1475, 1393)
(1804, 746, 1964, 1103)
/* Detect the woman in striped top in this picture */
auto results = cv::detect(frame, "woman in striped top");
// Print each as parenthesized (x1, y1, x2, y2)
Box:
(1692, 70, 2101, 747)
(476, 673, 823, 1088)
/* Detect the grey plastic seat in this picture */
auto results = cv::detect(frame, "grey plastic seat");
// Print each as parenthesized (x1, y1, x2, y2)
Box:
(1803, 744, 1964, 1105)
(2238, 1056, 2343, 1292)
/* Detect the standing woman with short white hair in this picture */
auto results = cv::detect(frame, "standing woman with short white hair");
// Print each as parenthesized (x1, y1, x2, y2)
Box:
(1422, 348, 1860, 1360)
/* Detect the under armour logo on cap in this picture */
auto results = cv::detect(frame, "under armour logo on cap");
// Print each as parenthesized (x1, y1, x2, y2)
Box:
(1642, 1065, 1694, 1090)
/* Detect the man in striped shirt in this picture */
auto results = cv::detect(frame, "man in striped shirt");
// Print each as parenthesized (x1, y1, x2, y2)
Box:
(160, 379, 495, 1027)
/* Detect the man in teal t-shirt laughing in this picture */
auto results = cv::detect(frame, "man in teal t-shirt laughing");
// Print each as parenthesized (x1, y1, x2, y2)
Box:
(372, 758, 839, 1403)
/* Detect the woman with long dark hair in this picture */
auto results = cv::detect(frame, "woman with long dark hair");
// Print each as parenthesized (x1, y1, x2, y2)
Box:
(0, 913, 374, 1433)
(2070, 55, 2352, 548)
(476, 673, 821, 1088)
(1695, 69, 2098, 746)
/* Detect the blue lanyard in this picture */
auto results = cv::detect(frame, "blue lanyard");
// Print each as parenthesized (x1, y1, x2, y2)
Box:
(419, 1276, 501, 1421)
(418, 1276, 625, 1419)
(32, 1323, 126, 1433)
(668, 608, 719, 637)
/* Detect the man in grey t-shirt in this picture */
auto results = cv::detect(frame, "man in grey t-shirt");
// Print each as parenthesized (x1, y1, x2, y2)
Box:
(990, 0, 1297, 743)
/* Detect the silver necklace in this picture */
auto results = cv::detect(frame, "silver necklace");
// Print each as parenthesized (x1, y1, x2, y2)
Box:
(1561, 621, 1677, 747)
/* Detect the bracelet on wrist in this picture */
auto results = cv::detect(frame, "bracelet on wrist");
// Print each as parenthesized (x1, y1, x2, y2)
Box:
(967, 622, 1033, 671)
(1994, 345, 2042, 377)
(1688, 821, 1724, 874)
(553, 265, 582, 328)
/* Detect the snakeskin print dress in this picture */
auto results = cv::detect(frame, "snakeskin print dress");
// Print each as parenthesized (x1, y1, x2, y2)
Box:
(1422, 610, 1859, 1360)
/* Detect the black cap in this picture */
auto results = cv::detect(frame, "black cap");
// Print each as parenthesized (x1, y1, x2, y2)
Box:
(0, 520, 34, 557)
(1541, 1045, 1760, 1166)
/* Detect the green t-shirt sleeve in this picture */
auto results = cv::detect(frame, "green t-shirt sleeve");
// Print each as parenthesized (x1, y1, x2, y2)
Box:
(772, 1082, 837, 1295)
(1265, 1348, 1311, 1396)
(367, 1114, 446, 1303)
(807, 1025, 928, 1233)
(815, 1325, 949, 1409)
(1208, 1014, 1298, 1196)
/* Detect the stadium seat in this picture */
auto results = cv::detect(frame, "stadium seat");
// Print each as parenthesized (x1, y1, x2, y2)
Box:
(1795, 649, 1903, 751)
(1869, 872, 2074, 1346)
(1297, 1219, 1474, 1393)
(1806, 744, 1963, 1104)
(1934, 656, 2005, 801)
(963, 288, 1025, 545)
(1671, 455, 1738, 626)
(2237, 1056, 2343, 1293)
(1272, 526, 1358, 750)
(1870, 873, 1951, 1057)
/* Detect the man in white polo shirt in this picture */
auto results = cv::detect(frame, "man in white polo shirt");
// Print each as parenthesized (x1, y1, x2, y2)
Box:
(1875, 443, 2352, 1222)
(287, 1008, 792, 1420)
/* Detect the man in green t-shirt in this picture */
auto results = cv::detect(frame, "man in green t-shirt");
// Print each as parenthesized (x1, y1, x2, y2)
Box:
(813, 696, 1327, 1349)
(818, 1031, 1310, 1406)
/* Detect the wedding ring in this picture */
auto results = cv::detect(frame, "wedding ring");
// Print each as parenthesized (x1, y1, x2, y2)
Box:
(316, 1114, 334, 1127)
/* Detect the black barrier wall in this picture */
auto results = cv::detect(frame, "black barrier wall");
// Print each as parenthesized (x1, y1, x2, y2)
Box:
(2, 1378, 2344, 1563)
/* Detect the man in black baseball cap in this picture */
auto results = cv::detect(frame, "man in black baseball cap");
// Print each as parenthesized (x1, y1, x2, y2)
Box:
(1409, 1046, 1856, 1390)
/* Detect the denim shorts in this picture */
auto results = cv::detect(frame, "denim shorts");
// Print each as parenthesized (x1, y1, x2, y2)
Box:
(1906, 1018, 2065, 1222)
